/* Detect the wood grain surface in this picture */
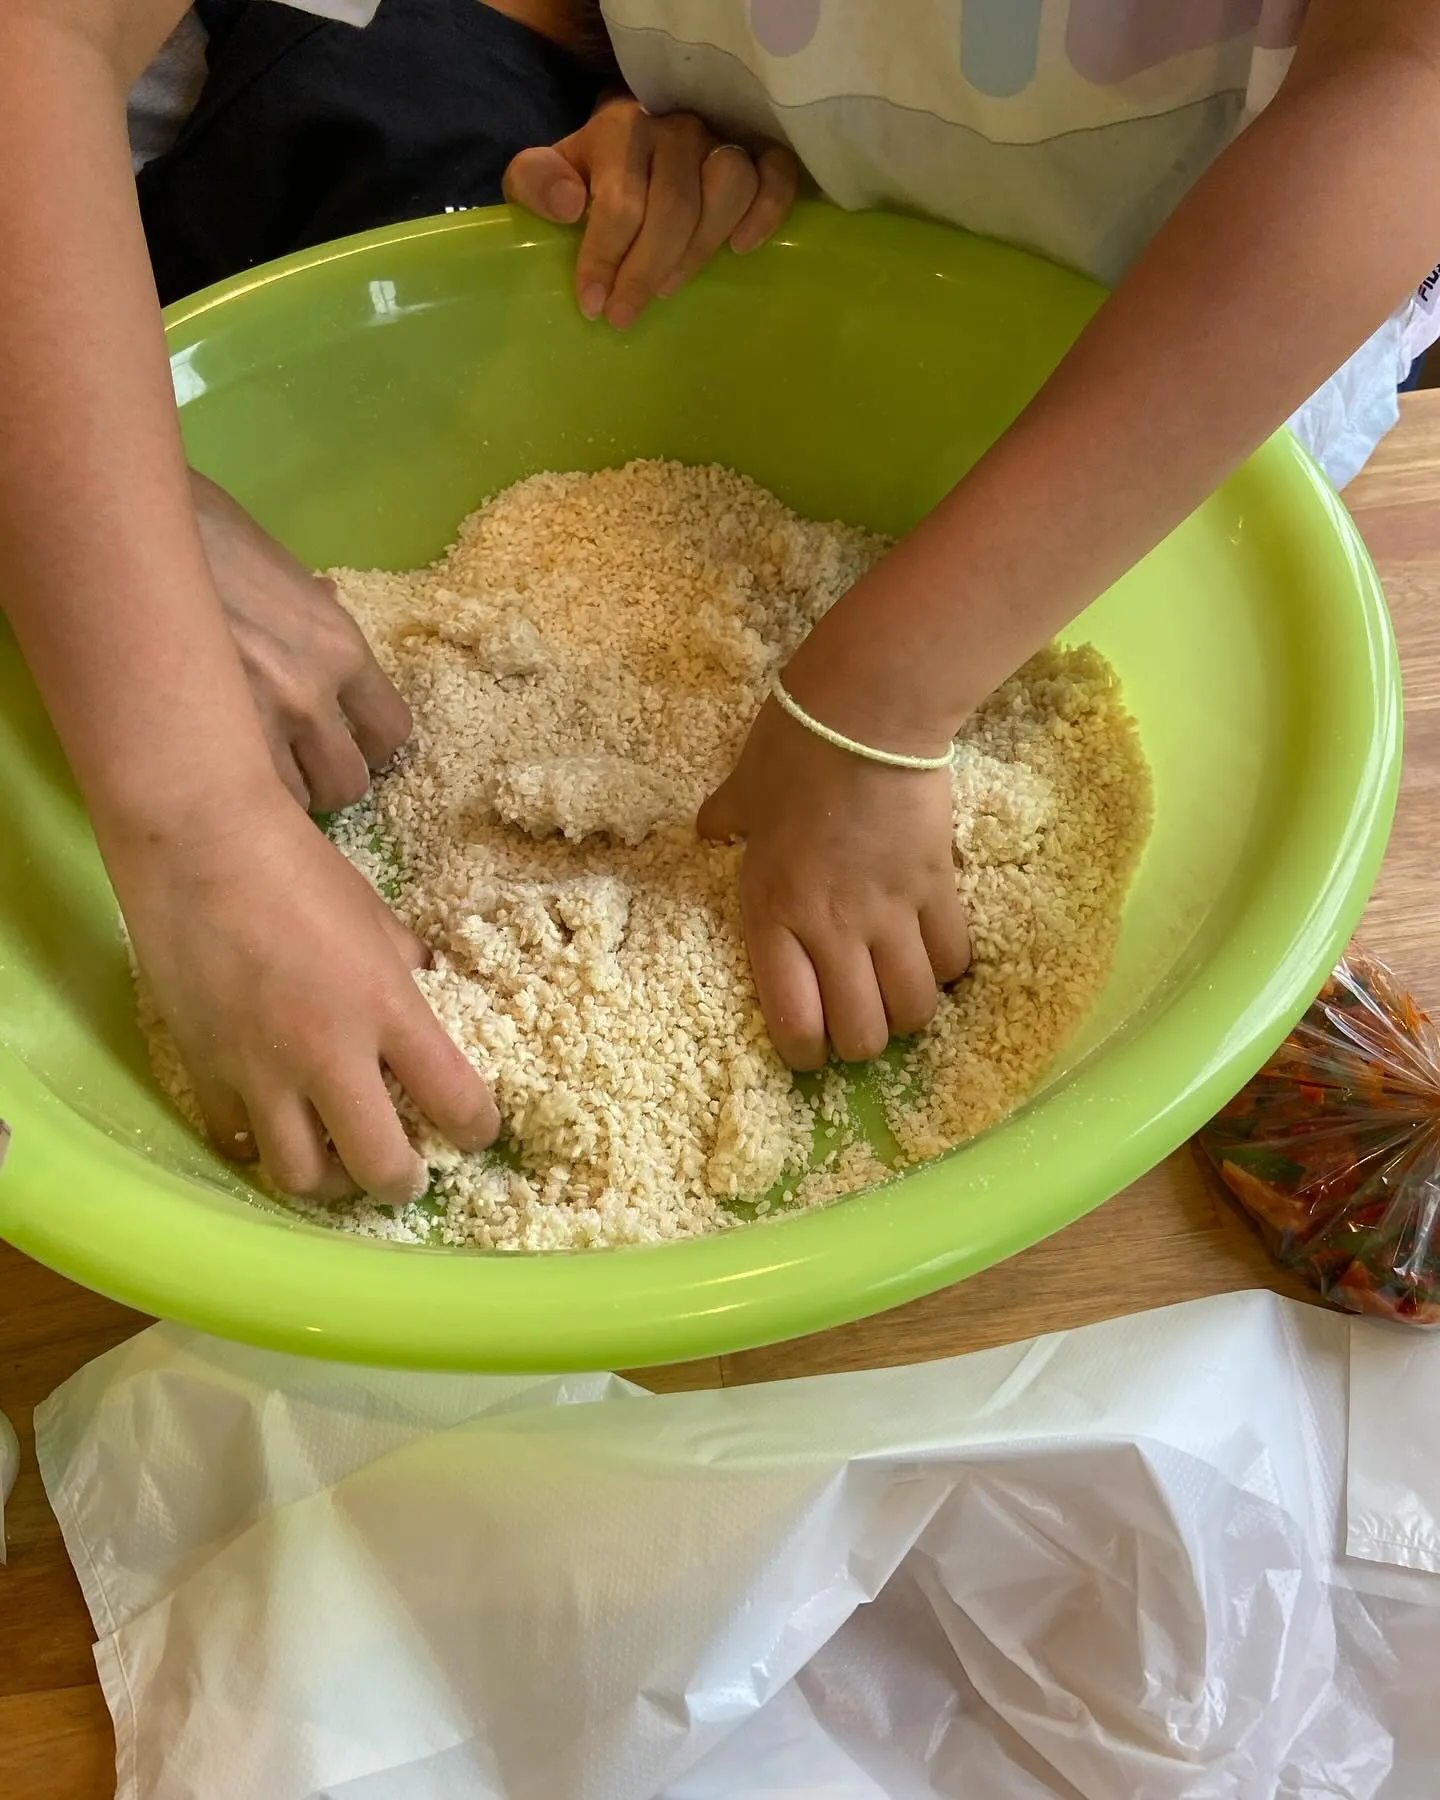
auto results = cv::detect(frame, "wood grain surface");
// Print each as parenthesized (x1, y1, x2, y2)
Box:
(5, 391, 1440, 1796)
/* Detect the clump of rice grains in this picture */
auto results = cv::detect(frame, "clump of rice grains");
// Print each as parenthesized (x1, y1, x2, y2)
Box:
(140, 461, 1152, 1249)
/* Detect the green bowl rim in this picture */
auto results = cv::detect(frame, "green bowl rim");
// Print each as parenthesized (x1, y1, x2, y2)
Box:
(0, 207, 1401, 1370)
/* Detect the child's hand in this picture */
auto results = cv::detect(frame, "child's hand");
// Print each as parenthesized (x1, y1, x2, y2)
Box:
(114, 788, 499, 1202)
(503, 96, 799, 330)
(191, 470, 412, 813)
(698, 700, 971, 1070)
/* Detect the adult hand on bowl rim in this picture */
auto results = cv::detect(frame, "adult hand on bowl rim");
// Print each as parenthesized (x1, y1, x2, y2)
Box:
(503, 96, 800, 331)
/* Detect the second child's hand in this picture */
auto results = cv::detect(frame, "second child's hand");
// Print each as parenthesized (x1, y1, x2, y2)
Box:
(699, 695, 971, 1070)
(180, 481, 498, 1191)
(0, 5, 499, 1202)
(702, 0, 1440, 1074)
(111, 782, 500, 1202)
(191, 470, 413, 813)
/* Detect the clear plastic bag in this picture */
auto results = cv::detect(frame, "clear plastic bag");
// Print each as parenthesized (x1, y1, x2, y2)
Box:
(1196, 948, 1440, 1327)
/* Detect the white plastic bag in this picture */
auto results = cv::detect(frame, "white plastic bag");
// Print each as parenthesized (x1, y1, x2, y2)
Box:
(1348, 1326, 1440, 1576)
(36, 1293, 1440, 1800)
(1290, 263, 1440, 490)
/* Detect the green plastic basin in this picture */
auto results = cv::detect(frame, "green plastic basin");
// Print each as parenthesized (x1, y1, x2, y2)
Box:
(0, 204, 1400, 1369)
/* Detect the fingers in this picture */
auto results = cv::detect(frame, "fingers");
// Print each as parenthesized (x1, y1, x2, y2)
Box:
(754, 915, 953, 1067)
(259, 717, 312, 810)
(254, 993, 493, 1205)
(560, 103, 794, 328)
(808, 939, 891, 1065)
(656, 144, 758, 299)
(248, 1089, 354, 1201)
(743, 880, 960, 1066)
(199, 969, 485, 1206)
(384, 995, 501, 1154)
(575, 113, 653, 322)
(731, 144, 801, 255)
(920, 887, 973, 987)
(193, 1046, 420, 1204)
(339, 650, 413, 770)
(870, 926, 941, 1039)
(502, 142, 588, 225)
(745, 917, 827, 1072)
(194, 1073, 257, 1162)
(284, 587, 411, 803)
(291, 709, 373, 815)
(696, 777, 743, 844)
(308, 1067, 429, 1207)
(375, 904, 430, 971)
(605, 120, 710, 327)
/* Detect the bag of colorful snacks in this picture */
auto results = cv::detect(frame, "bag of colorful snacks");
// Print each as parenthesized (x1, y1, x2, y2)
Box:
(1196, 947, 1440, 1327)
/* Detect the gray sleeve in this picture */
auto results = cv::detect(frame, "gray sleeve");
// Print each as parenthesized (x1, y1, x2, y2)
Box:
(127, 12, 210, 171)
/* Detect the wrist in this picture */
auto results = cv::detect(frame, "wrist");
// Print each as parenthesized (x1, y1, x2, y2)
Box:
(771, 666, 954, 767)
(787, 484, 1061, 740)
(87, 744, 293, 868)
(782, 607, 970, 758)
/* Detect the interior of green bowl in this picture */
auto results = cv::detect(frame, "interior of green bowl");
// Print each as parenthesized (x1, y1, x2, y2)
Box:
(0, 205, 1399, 1368)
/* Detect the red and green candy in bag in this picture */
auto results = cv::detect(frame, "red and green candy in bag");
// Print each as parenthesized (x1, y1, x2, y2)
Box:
(1196, 947, 1440, 1328)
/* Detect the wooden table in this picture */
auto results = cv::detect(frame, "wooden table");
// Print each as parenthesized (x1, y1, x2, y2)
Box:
(6, 392, 1440, 1797)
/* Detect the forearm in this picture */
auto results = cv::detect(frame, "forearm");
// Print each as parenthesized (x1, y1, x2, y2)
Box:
(0, 10, 279, 849)
(789, 31, 1440, 745)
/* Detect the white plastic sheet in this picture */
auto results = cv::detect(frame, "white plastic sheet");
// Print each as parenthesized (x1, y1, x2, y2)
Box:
(34, 1292, 1440, 1800)
(1347, 1324, 1440, 1577)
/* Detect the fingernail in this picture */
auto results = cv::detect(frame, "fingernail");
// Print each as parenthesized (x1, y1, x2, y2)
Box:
(607, 298, 638, 331)
(580, 282, 607, 320)
(658, 272, 685, 299)
(730, 229, 761, 256)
